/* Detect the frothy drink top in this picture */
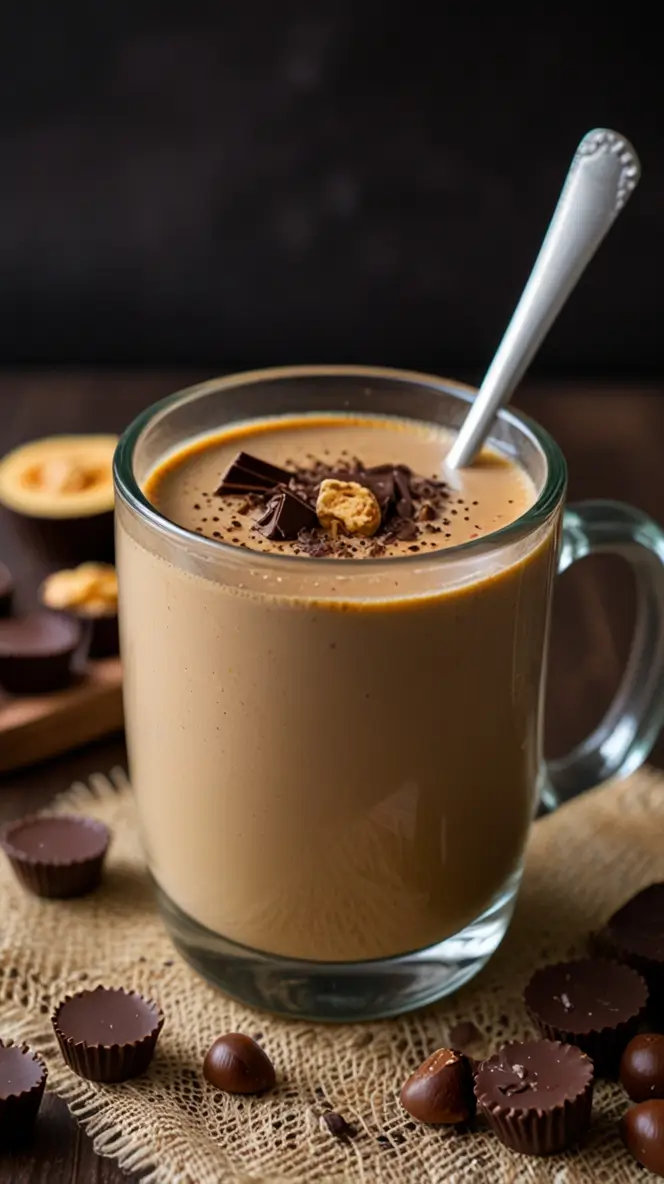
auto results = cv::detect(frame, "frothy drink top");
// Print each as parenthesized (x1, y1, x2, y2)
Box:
(146, 414, 536, 556)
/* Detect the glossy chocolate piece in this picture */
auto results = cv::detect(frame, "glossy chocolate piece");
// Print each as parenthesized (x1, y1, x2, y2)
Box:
(622, 1099, 664, 1177)
(524, 958, 648, 1076)
(255, 488, 318, 540)
(0, 611, 81, 693)
(475, 1039, 594, 1156)
(400, 1047, 476, 1124)
(203, 1033, 276, 1094)
(0, 1041, 47, 1146)
(0, 561, 13, 617)
(1, 813, 110, 898)
(621, 1034, 664, 1103)
(52, 987, 164, 1082)
(78, 611, 119, 659)
(215, 451, 292, 495)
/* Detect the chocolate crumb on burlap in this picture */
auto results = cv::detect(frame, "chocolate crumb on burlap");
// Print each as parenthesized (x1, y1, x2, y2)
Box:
(1, 766, 664, 1182)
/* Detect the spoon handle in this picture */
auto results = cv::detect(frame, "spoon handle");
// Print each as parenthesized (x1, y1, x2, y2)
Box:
(447, 128, 641, 470)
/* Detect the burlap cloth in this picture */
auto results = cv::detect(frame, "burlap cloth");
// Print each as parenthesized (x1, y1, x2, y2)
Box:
(1, 766, 663, 1182)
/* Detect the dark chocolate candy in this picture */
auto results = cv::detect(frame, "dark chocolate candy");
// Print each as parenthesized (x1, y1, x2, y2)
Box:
(0, 1041, 47, 1145)
(595, 883, 664, 996)
(1, 813, 110, 898)
(203, 1033, 276, 1094)
(621, 1034, 664, 1103)
(400, 1047, 476, 1124)
(622, 1099, 664, 1177)
(216, 452, 291, 496)
(255, 488, 318, 540)
(475, 1039, 594, 1156)
(0, 561, 13, 617)
(52, 986, 164, 1082)
(524, 958, 648, 1076)
(0, 611, 81, 694)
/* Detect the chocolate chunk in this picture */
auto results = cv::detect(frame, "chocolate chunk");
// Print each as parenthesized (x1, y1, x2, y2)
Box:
(0, 813, 110, 898)
(621, 1034, 664, 1102)
(203, 1033, 276, 1094)
(622, 1100, 664, 1176)
(52, 986, 164, 1082)
(475, 1040, 594, 1155)
(215, 452, 291, 495)
(359, 465, 396, 519)
(255, 488, 318, 541)
(0, 561, 13, 618)
(0, 1041, 47, 1144)
(524, 958, 648, 1076)
(400, 1047, 476, 1125)
(594, 883, 664, 996)
(320, 1111, 356, 1139)
(0, 611, 81, 694)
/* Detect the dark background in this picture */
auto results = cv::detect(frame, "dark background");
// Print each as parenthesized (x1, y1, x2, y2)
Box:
(1, 3, 662, 376)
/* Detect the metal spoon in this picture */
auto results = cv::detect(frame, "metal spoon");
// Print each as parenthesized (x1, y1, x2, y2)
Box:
(446, 128, 641, 471)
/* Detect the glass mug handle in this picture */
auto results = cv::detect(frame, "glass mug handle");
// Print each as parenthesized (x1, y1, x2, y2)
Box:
(540, 499, 664, 812)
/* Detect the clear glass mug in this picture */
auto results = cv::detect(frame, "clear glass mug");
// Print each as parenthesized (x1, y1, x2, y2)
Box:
(114, 366, 664, 1021)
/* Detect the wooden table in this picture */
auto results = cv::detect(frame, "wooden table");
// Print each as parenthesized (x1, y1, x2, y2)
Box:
(1, 370, 663, 1182)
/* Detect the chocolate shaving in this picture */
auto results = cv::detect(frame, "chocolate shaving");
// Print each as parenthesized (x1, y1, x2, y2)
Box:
(216, 451, 292, 496)
(393, 466, 413, 519)
(255, 488, 318, 541)
(321, 1112, 356, 1139)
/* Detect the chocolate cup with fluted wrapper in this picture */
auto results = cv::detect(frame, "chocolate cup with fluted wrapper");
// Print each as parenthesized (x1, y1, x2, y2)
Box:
(475, 1039, 594, 1156)
(0, 611, 82, 694)
(0, 813, 110, 898)
(0, 1041, 47, 1145)
(0, 435, 118, 567)
(52, 986, 164, 1083)
(524, 958, 648, 1076)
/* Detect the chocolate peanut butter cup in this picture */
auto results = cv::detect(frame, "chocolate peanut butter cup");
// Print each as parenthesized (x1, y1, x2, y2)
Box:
(52, 986, 164, 1082)
(40, 563, 119, 659)
(593, 882, 664, 998)
(1, 813, 110, 898)
(475, 1039, 594, 1156)
(524, 958, 648, 1076)
(0, 611, 81, 694)
(0, 435, 117, 565)
(0, 1040, 47, 1144)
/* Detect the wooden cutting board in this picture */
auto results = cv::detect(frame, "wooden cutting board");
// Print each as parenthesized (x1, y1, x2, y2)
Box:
(0, 658, 123, 773)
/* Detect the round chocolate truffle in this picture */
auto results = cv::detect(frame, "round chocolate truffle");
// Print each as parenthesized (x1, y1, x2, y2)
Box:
(524, 958, 648, 1075)
(621, 1034, 664, 1103)
(622, 1099, 664, 1177)
(203, 1033, 276, 1094)
(400, 1047, 476, 1125)
(475, 1039, 594, 1156)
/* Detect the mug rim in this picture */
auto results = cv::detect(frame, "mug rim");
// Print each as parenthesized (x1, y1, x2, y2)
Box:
(113, 363, 567, 571)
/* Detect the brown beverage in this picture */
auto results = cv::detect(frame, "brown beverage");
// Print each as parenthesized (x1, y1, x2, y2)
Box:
(118, 412, 556, 963)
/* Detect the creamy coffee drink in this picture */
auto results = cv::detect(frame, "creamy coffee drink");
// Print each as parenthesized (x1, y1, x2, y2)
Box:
(118, 413, 558, 962)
